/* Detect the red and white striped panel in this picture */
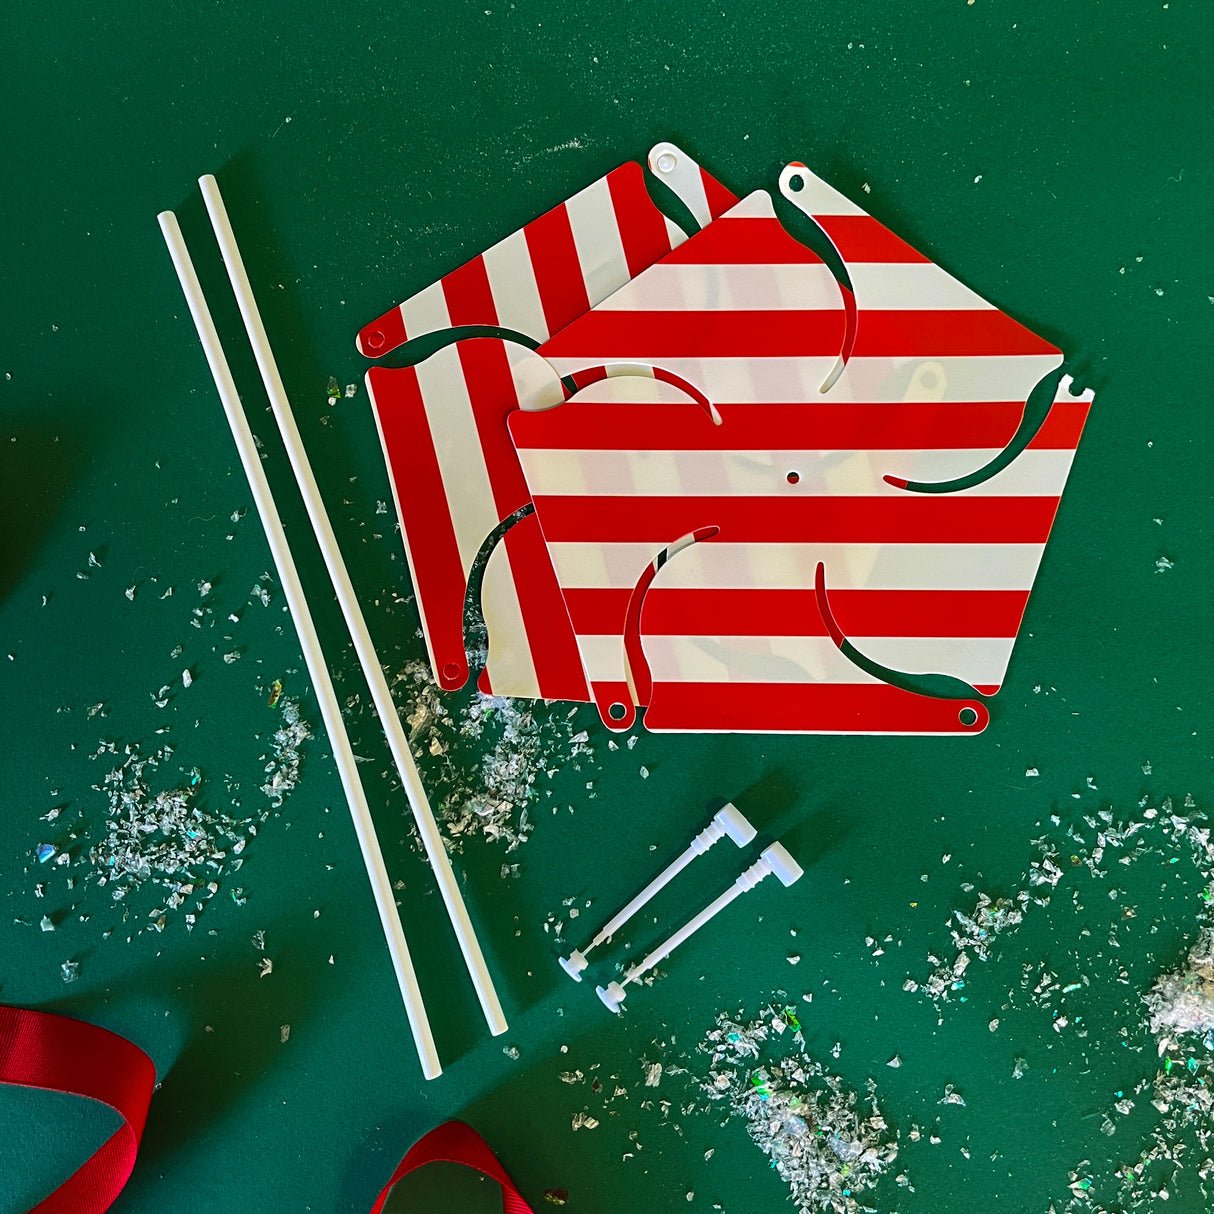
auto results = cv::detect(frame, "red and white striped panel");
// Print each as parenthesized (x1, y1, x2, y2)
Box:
(508, 375, 1090, 734)
(366, 338, 592, 703)
(356, 152, 739, 359)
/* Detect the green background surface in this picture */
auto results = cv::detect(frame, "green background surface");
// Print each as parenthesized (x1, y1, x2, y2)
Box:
(2, 2, 1211, 1212)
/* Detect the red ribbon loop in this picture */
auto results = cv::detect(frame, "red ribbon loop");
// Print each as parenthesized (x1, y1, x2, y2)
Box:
(0, 1005, 156, 1214)
(372, 1120, 535, 1214)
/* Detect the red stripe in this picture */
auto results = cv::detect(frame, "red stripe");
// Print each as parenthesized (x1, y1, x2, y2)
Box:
(813, 215, 932, 263)
(511, 402, 1074, 452)
(852, 309, 1056, 358)
(607, 162, 677, 279)
(539, 307, 1053, 360)
(441, 255, 499, 327)
(529, 495, 1060, 544)
(1028, 398, 1091, 449)
(454, 339, 533, 517)
(357, 304, 409, 358)
(495, 512, 590, 703)
(369, 366, 473, 690)
(540, 308, 844, 360)
(563, 588, 1030, 638)
(644, 681, 989, 733)
(700, 167, 741, 221)
(660, 217, 828, 266)
(524, 203, 591, 338)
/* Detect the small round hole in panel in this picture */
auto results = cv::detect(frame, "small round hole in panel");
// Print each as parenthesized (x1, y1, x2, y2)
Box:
(608, 702, 628, 721)
(786, 471, 800, 485)
(788, 173, 805, 193)
(958, 706, 979, 727)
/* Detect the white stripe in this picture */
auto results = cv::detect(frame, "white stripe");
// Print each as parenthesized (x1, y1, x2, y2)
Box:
(411, 345, 500, 569)
(547, 541, 1047, 591)
(848, 262, 996, 311)
(858, 635, 1014, 685)
(501, 339, 566, 412)
(479, 537, 542, 699)
(577, 633, 629, 684)
(516, 447, 1074, 498)
(665, 215, 689, 248)
(399, 280, 450, 340)
(595, 261, 998, 313)
(482, 230, 550, 341)
(630, 634, 1011, 686)
(545, 354, 1063, 404)
(598, 262, 843, 311)
(721, 190, 777, 220)
(566, 177, 632, 307)
(647, 142, 712, 228)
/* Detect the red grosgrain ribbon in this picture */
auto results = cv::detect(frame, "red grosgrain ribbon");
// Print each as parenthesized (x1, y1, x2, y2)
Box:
(0, 1005, 156, 1214)
(371, 1120, 535, 1214)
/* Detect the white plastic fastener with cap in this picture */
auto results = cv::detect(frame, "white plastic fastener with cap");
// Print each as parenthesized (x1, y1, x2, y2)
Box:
(596, 842, 804, 1013)
(560, 803, 757, 981)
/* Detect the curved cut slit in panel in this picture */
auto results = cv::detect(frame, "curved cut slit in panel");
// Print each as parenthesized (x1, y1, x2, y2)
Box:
(883, 366, 1067, 495)
(366, 324, 545, 371)
(775, 162, 857, 394)
(461, 503, 536, 679)
(813, 562, 990, 732)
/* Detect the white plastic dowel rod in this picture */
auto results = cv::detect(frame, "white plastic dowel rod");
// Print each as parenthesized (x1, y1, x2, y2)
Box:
(197, 175, 508, 1039)
(620, 844, 802, 989)
(157, 210, 442, 1081)
(587, 804, 755, 954)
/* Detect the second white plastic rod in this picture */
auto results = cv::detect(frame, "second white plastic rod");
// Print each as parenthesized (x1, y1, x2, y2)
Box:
(198, 174, 507, 1038)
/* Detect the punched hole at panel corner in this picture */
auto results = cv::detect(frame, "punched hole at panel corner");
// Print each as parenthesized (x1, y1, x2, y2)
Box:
(786, 173, 805, 193)
(958, 706, 979, 727)
(608, 702, 628, 721)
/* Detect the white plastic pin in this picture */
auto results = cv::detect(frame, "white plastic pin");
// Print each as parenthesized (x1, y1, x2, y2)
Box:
(559, 803, 756, 981)
(596, 843, 803, 1013)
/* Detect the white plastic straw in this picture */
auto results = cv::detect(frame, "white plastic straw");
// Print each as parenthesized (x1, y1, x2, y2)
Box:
(157, 210, 442, 1080)
(196, 175, 508, 1037)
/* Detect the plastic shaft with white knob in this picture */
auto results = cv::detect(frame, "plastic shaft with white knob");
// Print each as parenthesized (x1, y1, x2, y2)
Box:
(596, 842, 804, 1013)
(560, 803, 756, 981)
